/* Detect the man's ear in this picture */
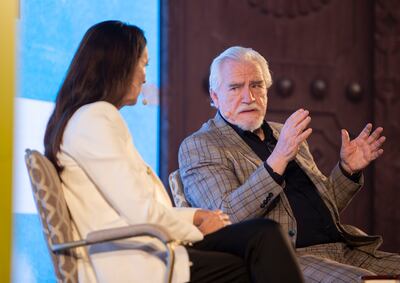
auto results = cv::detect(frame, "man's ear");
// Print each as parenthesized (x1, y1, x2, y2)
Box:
(210, 90, 219, 108)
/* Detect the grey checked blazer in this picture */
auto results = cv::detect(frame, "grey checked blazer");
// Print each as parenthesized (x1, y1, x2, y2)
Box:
(179, 112, 382, 255)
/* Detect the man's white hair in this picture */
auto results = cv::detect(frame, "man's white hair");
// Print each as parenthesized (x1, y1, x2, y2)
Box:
(209, 46, 273, 93)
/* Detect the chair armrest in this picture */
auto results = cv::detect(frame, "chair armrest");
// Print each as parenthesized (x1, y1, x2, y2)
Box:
(51, 224, 178, 283)
(51, 223, 174, 252)
(87, 224, 173, 244)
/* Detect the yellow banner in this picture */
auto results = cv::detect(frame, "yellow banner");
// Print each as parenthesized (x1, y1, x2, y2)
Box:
(0, 0, 17, 281)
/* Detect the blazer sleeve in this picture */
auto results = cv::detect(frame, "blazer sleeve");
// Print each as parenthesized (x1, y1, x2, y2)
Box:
(173, 207, 199, 224)
(327, 163, 363, 212)
(62, 103, 203, 242)
(179, 134, 284, 224)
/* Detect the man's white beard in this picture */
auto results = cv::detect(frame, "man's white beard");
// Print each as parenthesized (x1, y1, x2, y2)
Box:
(236, 116, 264, 132)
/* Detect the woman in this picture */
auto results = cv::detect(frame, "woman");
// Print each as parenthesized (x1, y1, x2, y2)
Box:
(44, 20, 303, 283)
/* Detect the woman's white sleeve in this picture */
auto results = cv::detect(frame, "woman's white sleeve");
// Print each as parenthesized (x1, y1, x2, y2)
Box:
(63, 104, 203, 242)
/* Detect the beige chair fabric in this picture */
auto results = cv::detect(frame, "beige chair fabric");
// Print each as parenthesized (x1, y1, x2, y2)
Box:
(25, 149, 78, 282)
(168, 170, 190, 208)
(25, 149, 177, 283)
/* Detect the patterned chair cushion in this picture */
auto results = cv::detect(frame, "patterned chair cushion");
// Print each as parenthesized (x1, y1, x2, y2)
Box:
(168, 170, 190, 207)
(25, 149, 78, 283)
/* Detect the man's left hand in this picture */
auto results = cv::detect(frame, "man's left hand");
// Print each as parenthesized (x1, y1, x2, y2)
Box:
(340, 123, 386, 174)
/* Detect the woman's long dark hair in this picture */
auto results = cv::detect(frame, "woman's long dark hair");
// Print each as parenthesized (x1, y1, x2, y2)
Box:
(44, 20, 147, 171)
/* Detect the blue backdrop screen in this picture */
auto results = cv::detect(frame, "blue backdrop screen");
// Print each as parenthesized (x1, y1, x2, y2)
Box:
(13, 1, 159, 282)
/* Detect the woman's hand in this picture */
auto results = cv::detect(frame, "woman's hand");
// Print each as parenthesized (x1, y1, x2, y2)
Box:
(193, 209, 231, 235)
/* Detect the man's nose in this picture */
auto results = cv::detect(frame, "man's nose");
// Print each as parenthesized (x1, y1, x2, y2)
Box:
(242, 87, 255, 103)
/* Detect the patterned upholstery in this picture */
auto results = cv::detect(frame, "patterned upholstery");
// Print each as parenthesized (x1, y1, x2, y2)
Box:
(25, 149, 78, 283)
(168, 170, 190, 207)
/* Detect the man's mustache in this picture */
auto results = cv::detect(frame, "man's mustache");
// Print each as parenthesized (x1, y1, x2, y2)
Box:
(237, 105, 261, 113)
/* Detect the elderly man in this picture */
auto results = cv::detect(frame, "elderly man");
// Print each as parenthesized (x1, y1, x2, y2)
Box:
(178, 46, 400, 282)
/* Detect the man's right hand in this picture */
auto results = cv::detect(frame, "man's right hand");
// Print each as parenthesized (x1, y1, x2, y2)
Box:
(267, 109, 312, 175)
(193, 209, 231, 236)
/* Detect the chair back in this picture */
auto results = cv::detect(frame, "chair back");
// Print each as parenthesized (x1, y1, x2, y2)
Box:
(25, 149, 78, 282)
(168, 170, 190, 207)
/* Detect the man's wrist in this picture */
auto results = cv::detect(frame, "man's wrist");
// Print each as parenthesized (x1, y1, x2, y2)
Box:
(264, 162, 284, 185)
(266, 153, 287, 175)
(339, 160, 354, 175)
(339, 162, 361, 182)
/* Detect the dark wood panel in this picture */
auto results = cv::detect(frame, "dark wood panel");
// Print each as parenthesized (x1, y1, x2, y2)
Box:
(373, 0, 400, 252)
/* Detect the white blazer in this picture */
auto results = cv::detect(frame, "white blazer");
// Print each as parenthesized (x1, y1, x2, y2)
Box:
(58, 101, 203, 283)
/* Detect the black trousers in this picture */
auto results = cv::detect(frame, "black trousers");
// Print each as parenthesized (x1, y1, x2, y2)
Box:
(187, 218, 304, 283)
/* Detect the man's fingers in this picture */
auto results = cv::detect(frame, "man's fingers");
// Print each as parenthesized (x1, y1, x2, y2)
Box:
(358, 123, 373, 139)
(371, 136, 386, 151)
(287, 108, 306, 124)
(341, 129, 350, 147)
(367, 127, 384, 144)
(297, 128, 313, 143)
(296, 115, 311, 133)
(293, 110, 310, 127)
(291, 108, 305, 118)
(371, 149, 384, 160)
(284, 109, 310, 137)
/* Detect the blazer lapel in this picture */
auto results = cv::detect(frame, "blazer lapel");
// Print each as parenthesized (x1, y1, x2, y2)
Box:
(213, 112, 263, 168)
(214, 118, 294, 219)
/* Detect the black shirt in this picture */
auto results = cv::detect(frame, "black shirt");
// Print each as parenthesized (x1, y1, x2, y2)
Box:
(226, 118, 350, 248)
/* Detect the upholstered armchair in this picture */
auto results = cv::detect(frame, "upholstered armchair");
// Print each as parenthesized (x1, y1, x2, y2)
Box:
(25, 149, 177, 283)
(168, 170, 190, 208)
